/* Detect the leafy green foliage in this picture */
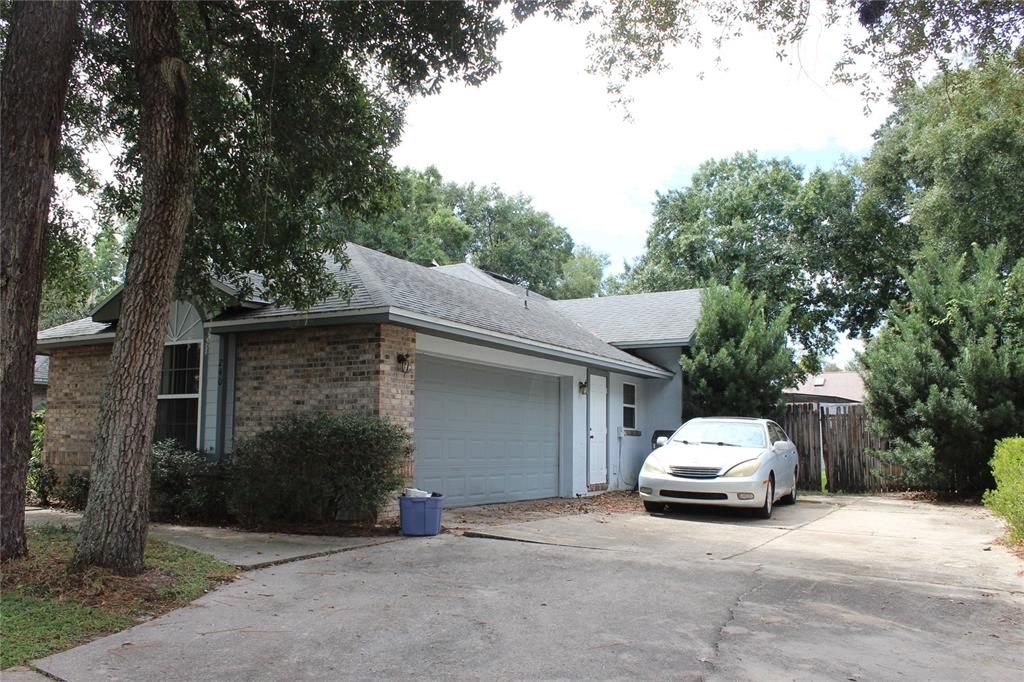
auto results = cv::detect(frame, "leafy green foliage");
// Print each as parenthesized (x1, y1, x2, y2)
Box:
(340, 165, 590, 298)
(984, 437, 1024, 541)
(150, 440, 227, 524)
(585, 1, 1024, 106)
(341, 167, 474, 266)
(555, 245, 610, 299)
(622, 152, 842, 362)
(457, 183, 575, 297)
(679, 276, 800, 419)
(26, 407, 58, 506)
(229, 413, 410, 527)
(862, 244, 1024, 495)
(39, 218, 128, 330)
(873, 440, 945, 491)
(864, 59, 1024, 265)
(53, 1, 559, 311)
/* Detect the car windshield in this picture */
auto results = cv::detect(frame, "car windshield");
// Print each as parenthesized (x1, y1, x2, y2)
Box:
(671, 420, 767, 449)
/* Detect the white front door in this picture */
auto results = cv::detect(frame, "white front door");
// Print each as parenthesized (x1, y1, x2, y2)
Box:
(588, 374, 608, 486)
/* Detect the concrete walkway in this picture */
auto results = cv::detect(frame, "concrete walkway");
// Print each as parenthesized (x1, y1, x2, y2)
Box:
(24, 508, 401, 569)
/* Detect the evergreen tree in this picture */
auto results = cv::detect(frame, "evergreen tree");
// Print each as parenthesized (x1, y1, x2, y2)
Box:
(680, 276, 800, 420)
(861, 244, 1024, 494)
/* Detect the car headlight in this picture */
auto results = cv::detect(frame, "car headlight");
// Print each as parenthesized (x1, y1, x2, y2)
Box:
(641, 456, 667, 475)
(722, 458, 761, 477)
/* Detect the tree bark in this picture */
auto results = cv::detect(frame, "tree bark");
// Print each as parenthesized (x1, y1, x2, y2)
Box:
(0, 0, 79, 562)
(73, 2, 194, 575)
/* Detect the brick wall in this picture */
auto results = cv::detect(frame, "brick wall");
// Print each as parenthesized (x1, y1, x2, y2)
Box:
(41, 345, 112, 477)
(377, 324, 416, 481)
(232, 324, 413, 439)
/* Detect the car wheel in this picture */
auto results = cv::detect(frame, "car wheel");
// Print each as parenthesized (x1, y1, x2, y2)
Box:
(780, 469, 798, 505)
(756, 477, 774, 519)
(643, 500, 663, 513)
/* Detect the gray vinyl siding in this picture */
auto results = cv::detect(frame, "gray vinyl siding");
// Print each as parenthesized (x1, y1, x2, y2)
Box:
(201, 333, 221, 454)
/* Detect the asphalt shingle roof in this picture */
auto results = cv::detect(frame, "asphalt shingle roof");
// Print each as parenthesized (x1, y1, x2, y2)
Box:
(36, 244, 681, 375)
(549, 289, 703, 347)
(219, 243, 662, 372)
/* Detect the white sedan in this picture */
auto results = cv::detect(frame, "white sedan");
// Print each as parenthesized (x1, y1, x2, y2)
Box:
(638, 417, 799, 519)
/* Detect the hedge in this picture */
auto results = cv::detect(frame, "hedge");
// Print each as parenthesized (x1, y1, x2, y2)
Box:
(984, 437, 1024, 541)
(228, 413, 409, 528)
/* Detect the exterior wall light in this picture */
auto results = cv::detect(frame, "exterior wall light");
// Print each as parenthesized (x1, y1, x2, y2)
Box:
(578, 381, 588, 395)
(396, 353, 412, 374)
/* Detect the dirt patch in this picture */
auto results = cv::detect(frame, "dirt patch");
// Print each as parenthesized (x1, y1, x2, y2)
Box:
(240, 520, 401, 537)
(443, 491, 643, 531)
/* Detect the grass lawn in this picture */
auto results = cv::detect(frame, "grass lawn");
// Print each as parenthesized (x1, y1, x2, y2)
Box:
(0, 524, 236, 669)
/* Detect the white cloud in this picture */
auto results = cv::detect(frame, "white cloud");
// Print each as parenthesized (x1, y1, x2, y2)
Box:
(393, 13, 891, 274)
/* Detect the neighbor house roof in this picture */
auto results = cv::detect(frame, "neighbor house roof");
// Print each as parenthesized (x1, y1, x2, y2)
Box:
(549, 289, 703, 348)
(784, 371, 865, 404)
(33, 355, 50, 385)
(37, 243, 674, 378)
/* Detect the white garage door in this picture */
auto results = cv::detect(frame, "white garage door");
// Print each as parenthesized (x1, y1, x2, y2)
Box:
(415, 355, 560, 507)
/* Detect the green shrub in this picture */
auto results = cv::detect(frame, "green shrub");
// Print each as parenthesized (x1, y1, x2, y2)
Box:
(150, 440, 228, 524)
(27, 459, 59, 507)
(26, 406, 58, 505)
(983, 437, 1024, 541)
(874, 438, 946, 491)
(58, 472, 90, 511)
(228, 413, 409, 528)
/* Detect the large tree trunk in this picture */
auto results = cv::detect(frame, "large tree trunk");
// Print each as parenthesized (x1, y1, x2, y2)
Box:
(73, 2, 194, 575)
(0, 0, 79, 563)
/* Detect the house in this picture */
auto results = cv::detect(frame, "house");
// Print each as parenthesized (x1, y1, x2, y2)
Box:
(36, 243, 702, 508)
(784, 371, 865, 407)
(32, 355, 49, 409)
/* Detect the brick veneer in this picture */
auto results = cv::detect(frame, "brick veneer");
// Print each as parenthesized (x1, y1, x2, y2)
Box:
(232, 323, 416, 441)
(41, 345, 112, 478)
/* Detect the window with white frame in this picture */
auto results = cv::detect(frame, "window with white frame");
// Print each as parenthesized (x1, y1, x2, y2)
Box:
(622, 382, 637, 430)
(154, 343, 200, 447)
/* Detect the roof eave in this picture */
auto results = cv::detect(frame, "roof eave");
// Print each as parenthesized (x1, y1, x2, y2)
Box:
(388, 309, 674, 379)
(205, 307, 391, 333)
(36, 332, 117, 350)
(611, 338, 691, 350)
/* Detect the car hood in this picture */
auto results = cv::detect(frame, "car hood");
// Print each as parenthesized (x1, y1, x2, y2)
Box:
(652, 442, 767, 471)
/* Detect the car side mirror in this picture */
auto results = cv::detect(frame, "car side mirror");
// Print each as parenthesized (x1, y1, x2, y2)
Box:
(772, 440, 786, 451)
(656, 436, 668, 447)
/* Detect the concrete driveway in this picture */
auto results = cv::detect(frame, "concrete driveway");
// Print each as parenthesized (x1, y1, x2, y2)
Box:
(34, 496, 1024, 681)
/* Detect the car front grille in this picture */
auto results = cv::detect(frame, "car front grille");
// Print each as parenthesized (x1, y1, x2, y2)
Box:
(660, 490, 728, 500)
(668, 466, 721, 479)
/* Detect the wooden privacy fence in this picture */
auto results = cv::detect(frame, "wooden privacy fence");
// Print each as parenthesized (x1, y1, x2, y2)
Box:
(783, 403, 900, 492)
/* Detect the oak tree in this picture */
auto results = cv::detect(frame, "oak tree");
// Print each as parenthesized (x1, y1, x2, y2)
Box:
(0, 0, 79, 561)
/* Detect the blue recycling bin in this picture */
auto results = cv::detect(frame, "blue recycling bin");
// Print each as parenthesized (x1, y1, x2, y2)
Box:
(399, 493, 445, 536)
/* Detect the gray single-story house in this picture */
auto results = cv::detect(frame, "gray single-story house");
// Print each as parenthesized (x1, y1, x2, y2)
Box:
(36, 242, 702, 508)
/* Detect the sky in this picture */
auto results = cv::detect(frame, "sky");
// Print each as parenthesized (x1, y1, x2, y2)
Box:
(392, 12, 892, 366)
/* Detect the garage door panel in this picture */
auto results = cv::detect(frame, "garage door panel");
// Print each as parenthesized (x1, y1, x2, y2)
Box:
(415, 356, 560, 507)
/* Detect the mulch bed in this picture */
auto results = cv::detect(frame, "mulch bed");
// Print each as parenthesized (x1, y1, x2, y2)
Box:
(444, 490, 644, 530)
